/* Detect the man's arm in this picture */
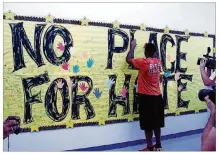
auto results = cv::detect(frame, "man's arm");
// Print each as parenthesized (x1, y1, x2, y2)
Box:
(206, 68, 212, 77)
(201, 96, 216, 151)
(200, 60, 215, 86)
(201, 127, 216, 151)
(126, 40, 136, 65)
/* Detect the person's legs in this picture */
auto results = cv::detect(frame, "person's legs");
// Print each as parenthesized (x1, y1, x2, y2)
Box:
(153, 128, 161, 145)
(153, 128, 163, 151)
(138, 94, 158, 151)
(152, 95, 164, 151)
(139, 130, 154, 151)
(145, 130, 153, 147)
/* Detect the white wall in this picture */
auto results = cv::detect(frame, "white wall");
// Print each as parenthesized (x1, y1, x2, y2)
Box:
(4, 112, 210, 152)
(3, 2, 215, 152)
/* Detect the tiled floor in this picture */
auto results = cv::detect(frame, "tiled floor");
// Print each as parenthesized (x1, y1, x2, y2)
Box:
(107, 134, 202, 151)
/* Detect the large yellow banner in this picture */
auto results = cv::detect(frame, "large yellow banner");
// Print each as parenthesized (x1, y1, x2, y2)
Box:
(3, 14, 215, 132)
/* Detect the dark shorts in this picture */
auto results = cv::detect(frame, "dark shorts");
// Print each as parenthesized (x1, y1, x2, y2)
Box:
(138, 93, 165, 131)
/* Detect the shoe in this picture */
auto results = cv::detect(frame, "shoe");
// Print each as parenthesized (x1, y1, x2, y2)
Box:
(139, 146, 154, 151)
(153, 144, 163, 151)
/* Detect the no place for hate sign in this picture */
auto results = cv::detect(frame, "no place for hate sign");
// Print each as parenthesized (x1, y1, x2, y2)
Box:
(3, 13, 215, 132)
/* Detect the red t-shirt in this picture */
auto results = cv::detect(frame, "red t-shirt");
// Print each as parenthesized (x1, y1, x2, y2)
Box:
(132, 58, 161, 96)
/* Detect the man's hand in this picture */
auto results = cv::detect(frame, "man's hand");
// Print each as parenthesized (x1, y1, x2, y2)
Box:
(204, 96, 216, 115)
(200, 59, 206, 69)
(199, 59, 215, 86)
(6, 116, 20, 122)
(126, 39, 136, 65)
(131, 39, 137, 48)
(3, 116, 20, 139)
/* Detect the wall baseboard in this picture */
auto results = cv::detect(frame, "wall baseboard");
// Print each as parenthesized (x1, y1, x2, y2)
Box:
(66, 128, 203, 151)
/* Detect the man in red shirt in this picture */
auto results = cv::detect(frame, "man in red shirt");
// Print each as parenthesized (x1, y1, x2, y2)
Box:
(126, 40, 164, 151)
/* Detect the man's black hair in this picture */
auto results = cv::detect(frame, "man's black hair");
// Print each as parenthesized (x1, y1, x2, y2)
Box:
(144, 43, 156, 58)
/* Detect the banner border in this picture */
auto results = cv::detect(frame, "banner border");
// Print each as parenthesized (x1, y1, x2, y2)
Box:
(3, 14, 214, 133)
